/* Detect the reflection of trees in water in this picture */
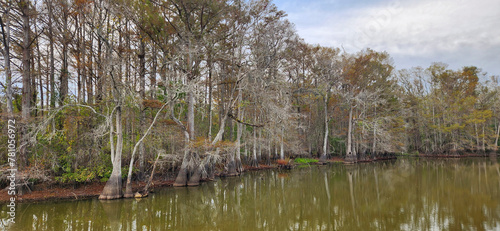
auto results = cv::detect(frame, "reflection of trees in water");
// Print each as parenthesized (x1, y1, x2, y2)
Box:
(10, 158, 500, 230)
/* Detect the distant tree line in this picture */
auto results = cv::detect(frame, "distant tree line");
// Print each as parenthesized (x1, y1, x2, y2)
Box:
(1, 0, 499, 198)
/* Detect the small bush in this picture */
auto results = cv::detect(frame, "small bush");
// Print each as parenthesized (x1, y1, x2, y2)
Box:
(55, 165, 111, 184)
(294, 158, 318, 164)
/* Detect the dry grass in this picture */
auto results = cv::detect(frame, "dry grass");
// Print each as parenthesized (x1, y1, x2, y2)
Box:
(276, 159, 289, 165)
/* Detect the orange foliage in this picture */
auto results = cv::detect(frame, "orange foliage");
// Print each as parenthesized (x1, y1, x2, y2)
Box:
(143, 99, 164, 109)
(276, 159, 289, 165)
(158, 119, 178, 126)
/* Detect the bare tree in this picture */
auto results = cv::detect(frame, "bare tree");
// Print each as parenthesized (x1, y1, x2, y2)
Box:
(0, 1, 13, 115)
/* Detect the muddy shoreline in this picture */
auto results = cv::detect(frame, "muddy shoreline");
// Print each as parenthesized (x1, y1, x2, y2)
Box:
(0, 164, 277, 203)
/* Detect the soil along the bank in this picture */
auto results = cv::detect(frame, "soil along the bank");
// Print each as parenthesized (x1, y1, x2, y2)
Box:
(0, 180, 175, 203)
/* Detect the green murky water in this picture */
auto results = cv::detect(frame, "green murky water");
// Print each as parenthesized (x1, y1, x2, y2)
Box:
(2, 158, 500, 230)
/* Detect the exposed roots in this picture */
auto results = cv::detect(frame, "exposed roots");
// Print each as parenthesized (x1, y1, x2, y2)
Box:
(174, 149, 222, 187)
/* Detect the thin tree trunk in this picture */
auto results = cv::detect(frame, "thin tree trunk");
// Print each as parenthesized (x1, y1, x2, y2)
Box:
(187, 90, 195, 140)
(96, 38, 103, 102)
(81, 21, 86, 103)
(482, 124, 486, 152)
(346, 105, 356, 163)
(21, 0, 31, 121)
(138, 38, 146, 176)
(258, 129, 262, 162)
(475, 122, 480, 151)
(1, 8, 13, 115)
(125, 20, 130, 84)
(47, 0, 56, 108)
(125, 102, 169, 197)
(267, 133, 272, 165)
(207, 57, 213, 141)
(36, 36, 43, 116)
(432, 106, 437, 152)
(235, 107, 244, 172)
(493, 123, 499, 152)
(30, 52, 36, 117)
(59, 0, 69, 105)
(76, 16, 82, 103)
(252, 121, 258, 166)
(142, 151, 161, 195)
(150, 45, 157, 98)
(321, 93, 329, 161)
(87, 35, 93, 104)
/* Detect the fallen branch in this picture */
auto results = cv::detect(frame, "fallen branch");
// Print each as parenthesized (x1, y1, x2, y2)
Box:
(143, 151, 162, 194)
(228, 112, 265, 128)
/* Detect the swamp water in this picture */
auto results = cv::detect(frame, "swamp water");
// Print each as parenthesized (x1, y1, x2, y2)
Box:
(3, 158, 500, 230)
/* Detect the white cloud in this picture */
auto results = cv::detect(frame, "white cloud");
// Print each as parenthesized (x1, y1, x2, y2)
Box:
(280, 0, 500, 76)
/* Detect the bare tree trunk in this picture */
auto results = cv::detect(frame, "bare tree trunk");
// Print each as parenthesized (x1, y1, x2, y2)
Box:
(87, 35, 93, 104)
(59, 0, 69, 105)
(143, 151, 161, 195)
(228, 113, 234, 141)
(30, 53, 36, 117)
(150, 45, 157, 98)
(212, 112, 228, 144)
(18, 0, 31, 169)
(475, 122, 480, 151)
(174, 38, 198, 187)
(275, 143, 278, 160)
(494, 123, 499, 152)
(0, 8, 13, 115)
(346, 105, 356, 163)
(258, 129, 262, 162)
(235, 108, 244, 173)
(207, 58, 213, 141)
(138, 38, 146, 176)
(45, 51, 50, 108)
(99, 107, 123, 200)
(187, 90, 195, 140)
(251, 118, 258, 167)
(48, 0, 56, 108)
(80, 20, 86, 103)
(35, 28, 43, 116)
(482, 124, 486, 152)
(21, 0, 31, 121)
(76, 16, 82, 103)
(432, 106, 437, 152)
(125, 20, 131, 84)
(266, 134, 272, 165)
(96, 39, 103, 102)
(321, 93, 329, 161)
(173, 87, 198, 186)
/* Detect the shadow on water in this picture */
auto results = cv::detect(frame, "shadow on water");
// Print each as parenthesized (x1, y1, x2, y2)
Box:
(4, 157, 500, 230)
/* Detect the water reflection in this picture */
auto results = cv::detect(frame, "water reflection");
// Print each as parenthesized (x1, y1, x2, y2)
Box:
(4, 158, 500, 230)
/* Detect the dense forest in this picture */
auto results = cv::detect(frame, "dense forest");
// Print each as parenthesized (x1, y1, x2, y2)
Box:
(1, 0, 499, 199)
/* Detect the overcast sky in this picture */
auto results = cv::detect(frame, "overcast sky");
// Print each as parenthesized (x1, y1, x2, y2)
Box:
(273, 0, 500, 77)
